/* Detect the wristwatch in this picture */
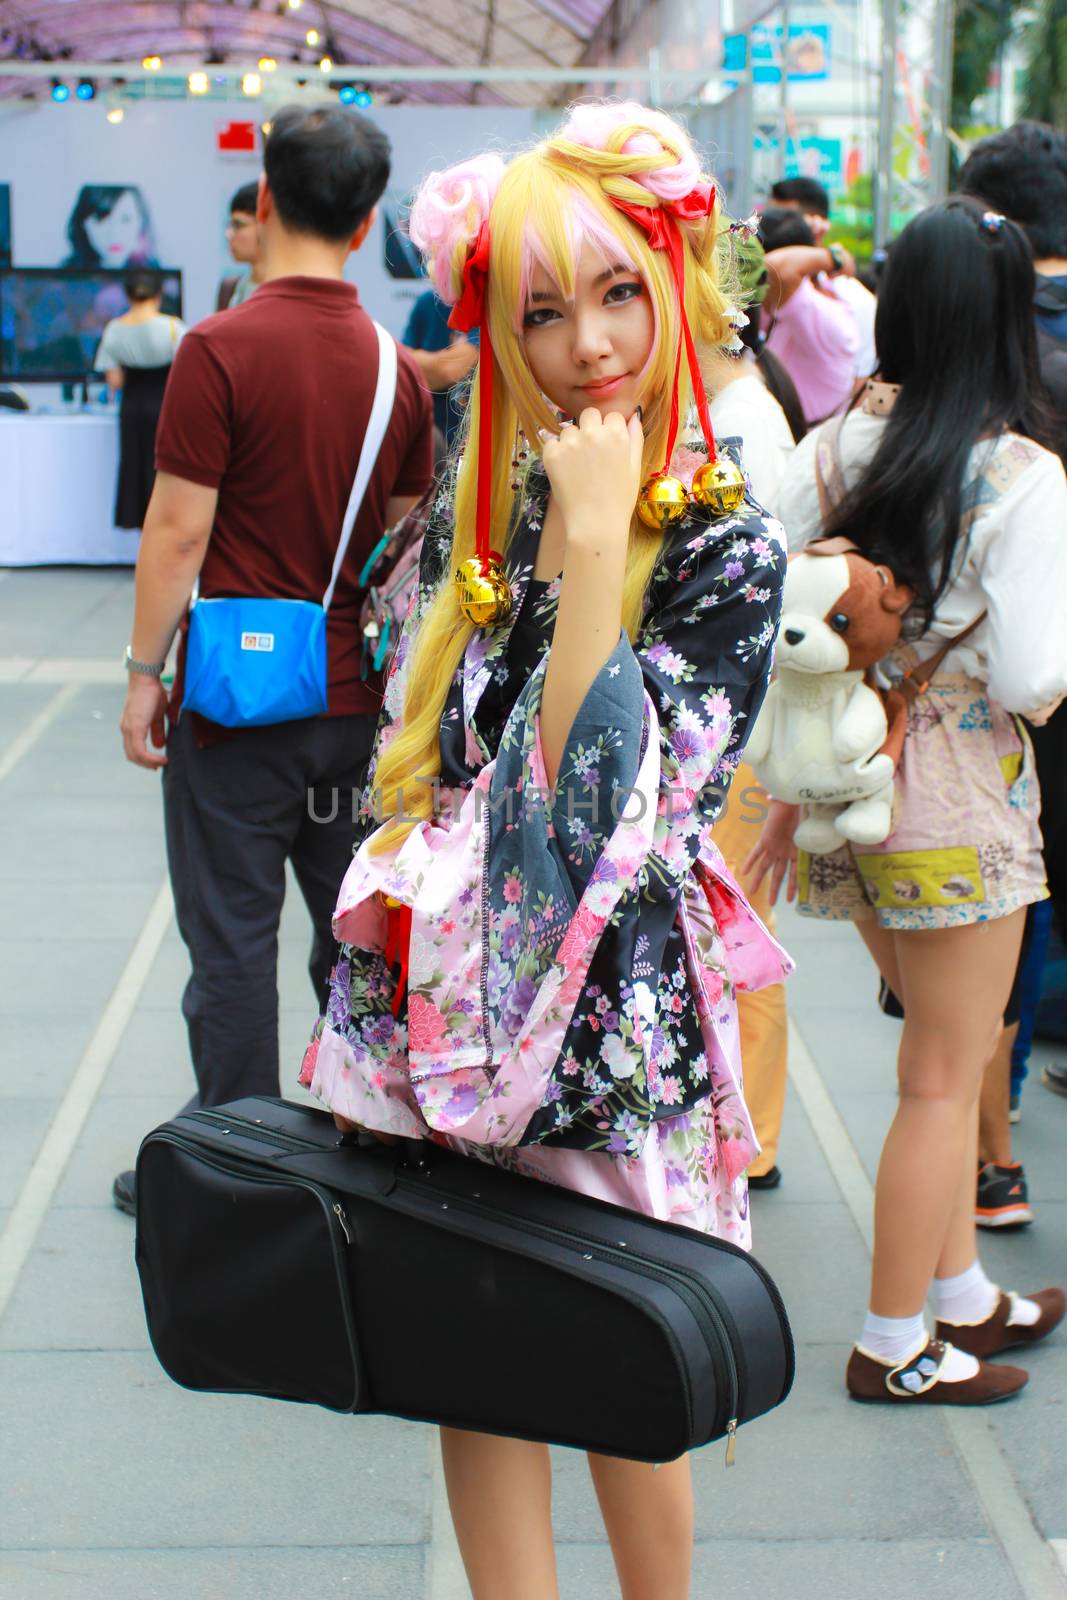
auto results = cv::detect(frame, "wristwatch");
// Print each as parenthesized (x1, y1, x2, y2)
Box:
(123, 645, 166, 677)
(826, 243, 846, 275)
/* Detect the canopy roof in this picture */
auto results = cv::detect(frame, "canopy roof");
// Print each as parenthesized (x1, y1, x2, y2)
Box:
(0, 0, 625, 103)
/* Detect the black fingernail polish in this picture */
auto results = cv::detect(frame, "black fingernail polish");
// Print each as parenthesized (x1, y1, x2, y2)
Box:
(636, 405, 644, 421)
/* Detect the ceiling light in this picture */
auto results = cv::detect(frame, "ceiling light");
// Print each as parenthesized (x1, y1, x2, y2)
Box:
(142, 55, 163, 71)
(258, 56, 277, 72)
(305, 28, 319, 45)
(107, 106, 125, 123)
(261, 120, 273, 135)
(76, 78, 96, 100)
(318, 55, 333, 72)
(288, 0, 302, 8)
(188, 71, 209, 94)
(354, 88, 372, 107)
(242, 72, 262, 95)
(51, 79, 70, 101)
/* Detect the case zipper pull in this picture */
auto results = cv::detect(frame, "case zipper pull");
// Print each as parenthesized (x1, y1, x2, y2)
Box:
(333, 1203, 352, 1244)
(724, 1419, 738, 1467)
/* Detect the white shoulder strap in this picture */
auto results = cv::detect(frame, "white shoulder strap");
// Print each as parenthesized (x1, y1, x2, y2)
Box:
(323, 320, 398, 611)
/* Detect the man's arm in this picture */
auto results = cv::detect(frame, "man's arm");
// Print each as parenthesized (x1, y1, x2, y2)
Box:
(120, 471, 217, 770)
(763, 244, 855, 311)
(405, 339, 478, 392)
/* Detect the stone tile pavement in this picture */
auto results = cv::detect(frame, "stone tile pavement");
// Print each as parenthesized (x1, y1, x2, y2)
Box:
(1, 568, 1065, 1599)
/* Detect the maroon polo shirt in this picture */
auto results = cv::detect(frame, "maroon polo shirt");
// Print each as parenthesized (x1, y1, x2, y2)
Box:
(155, 275, 433, 724)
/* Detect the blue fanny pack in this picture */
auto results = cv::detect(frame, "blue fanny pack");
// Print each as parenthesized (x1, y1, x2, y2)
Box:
(182, 322, 397, 728)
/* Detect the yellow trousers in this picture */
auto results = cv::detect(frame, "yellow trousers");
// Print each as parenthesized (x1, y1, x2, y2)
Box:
(711, 763, 789, 1177)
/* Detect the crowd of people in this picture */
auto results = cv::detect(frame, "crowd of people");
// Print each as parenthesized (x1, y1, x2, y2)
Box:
(112, 100, 1067, 1598)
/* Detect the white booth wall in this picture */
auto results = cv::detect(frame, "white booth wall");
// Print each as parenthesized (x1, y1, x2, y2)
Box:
(0, 100, 537, 563)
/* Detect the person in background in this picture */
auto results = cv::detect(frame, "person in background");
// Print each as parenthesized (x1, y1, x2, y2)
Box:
(958, 121, 1067, 1106)
(759, 206, 859, 425)
(94, 267, 186, 532)
(771, 175, 878, 379)
(402, 284, 478, 451)
(216, 181, 266, 311)
(114, 105, 434, 1216)
(750, 198, 1067, 1406)
(701, 229, 801, 1191)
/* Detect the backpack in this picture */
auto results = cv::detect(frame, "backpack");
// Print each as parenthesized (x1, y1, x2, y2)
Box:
(357, 485, 435, 680)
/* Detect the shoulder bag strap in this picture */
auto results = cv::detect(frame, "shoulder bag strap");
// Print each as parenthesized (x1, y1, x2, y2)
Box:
(323, 321, 398, 612)
(897, 610, 989, 703)
(813, 413, 848, 525)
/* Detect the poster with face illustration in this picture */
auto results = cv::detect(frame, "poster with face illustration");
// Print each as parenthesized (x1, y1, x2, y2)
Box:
(62, 184, 158, 269)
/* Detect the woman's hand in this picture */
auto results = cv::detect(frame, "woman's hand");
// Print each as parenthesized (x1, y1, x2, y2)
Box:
(541, 408, 645, 552)
(332, 1111, 400, 1147)
(742, 800, 801, 906)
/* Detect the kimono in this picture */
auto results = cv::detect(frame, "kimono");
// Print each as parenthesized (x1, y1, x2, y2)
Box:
(300, 444, 792, 1248)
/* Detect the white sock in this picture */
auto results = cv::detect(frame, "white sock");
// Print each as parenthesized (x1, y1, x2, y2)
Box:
(933, 1261, 1042, 1328)
(933, 1261, 999, 1325)
(860, 1310, 981, 1382)
(860, 1311, 927, 1365)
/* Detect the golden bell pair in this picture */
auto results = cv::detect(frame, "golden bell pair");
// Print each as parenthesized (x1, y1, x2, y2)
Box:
(636, 459, 747, 531)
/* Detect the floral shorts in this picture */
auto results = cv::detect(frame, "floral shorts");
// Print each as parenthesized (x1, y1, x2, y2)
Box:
(797, 669, 1048, 931)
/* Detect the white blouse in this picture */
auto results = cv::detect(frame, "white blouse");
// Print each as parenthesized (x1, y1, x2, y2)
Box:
(708, 371, 796, 517)
(776, 408, 1067, 716)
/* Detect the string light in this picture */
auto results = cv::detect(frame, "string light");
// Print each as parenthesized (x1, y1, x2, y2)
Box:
(107, 105, 125, 124)
(318, 55, 333, 72)
(242, 71, 262, 95)
(305, 28, 319, 45)
(142, 55, 163, 71)
(188, 70, 209, 94)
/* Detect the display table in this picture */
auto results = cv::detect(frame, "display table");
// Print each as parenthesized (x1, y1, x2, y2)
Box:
(0, 413, 141, 565)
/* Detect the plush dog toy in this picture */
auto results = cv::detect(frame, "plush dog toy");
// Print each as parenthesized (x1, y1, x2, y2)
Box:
(746, 540, 912, 854)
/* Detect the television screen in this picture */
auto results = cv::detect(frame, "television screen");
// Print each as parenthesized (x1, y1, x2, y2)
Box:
(0, 186, 10, 269)
(0, 267, 183, 382)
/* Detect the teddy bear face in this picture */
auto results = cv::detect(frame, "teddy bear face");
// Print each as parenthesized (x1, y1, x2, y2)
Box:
(776, 551, 911, 674)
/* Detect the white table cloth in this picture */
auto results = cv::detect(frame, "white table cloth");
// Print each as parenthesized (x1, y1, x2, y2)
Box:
(0, 413, 141, 565)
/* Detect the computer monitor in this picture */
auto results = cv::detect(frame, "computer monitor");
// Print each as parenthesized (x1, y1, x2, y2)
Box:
(0, 266, 183, 382)
(0, 187, 11, 269)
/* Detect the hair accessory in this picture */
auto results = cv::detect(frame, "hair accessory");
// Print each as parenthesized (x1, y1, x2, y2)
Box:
(608, 184, 745, 525)
(980, 210, 1005, 234)
(448, 222, 512, 627)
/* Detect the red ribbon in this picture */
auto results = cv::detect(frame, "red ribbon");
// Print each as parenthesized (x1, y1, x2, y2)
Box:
(610, 183, 718, 473)
(449, 223, 495, 577)
(384, 901, 413, 1018)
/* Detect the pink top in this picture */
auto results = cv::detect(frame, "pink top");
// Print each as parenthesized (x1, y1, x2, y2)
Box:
(765, 277, 859, 424)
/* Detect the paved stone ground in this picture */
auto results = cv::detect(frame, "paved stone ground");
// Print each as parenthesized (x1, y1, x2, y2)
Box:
(1, 567, 1065, 1600)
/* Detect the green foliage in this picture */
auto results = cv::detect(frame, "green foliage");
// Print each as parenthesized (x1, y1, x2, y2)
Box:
(1022, 0, 1067, 126)
(829, 174, 874, 265)
(951, 0, 1016, 127)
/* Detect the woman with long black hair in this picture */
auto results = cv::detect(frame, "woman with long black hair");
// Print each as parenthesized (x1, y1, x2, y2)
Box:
(747, 196, 1067, 1404)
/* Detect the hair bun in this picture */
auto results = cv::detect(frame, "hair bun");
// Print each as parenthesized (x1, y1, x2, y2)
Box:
(556, 101, 703, 204)
(408, 154, 506, 305)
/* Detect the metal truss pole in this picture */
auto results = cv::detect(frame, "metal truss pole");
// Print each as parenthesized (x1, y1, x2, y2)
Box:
(874, 0, 897, 248)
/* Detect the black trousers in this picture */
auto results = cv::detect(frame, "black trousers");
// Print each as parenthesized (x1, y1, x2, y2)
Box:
(162, 712, 376, 1110)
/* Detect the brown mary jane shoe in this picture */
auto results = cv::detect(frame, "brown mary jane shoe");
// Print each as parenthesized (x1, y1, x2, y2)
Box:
(846, 1338, 1028, 1405)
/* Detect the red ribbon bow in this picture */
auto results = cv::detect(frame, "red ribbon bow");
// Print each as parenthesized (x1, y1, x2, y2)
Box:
(448, 222, 496, 578)
(610, 181, 718, 475)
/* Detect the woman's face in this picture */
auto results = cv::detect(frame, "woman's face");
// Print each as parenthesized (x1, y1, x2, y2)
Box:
(84, 190, 145, 266)
(522, 239, 655, 422)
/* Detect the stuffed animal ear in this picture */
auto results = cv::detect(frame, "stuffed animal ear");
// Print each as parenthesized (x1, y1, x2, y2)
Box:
(875, 566, 914, 614)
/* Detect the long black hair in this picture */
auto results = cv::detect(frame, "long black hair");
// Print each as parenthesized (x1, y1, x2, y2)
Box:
(737, 308, 808, 444)
(823, 195, 1062, 622)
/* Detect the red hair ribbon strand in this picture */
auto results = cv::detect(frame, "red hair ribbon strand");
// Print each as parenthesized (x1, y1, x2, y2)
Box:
(448, 222, 498, 579)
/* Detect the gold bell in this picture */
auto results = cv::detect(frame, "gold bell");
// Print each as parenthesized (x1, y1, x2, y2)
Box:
(691, 459, 746, 516)
(636, 473, 689, 531)
(455, 556, 513, 627)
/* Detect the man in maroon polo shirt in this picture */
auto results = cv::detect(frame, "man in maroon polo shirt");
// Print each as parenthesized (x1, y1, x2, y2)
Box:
(115, 105, 433, 1213)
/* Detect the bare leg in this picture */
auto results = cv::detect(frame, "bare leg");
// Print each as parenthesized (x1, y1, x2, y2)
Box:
(439, 1428, 560, 1600)
(856, 911, 1025, 1317)
(978, 1021, 1017, 1166)
(936, 1099, 981, 1281)
(587, 1452, 693, 1600)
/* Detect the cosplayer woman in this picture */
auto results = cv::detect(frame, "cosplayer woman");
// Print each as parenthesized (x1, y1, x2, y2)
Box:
(749, 199, 1067, 1409)
(299, 105, 789, 1598)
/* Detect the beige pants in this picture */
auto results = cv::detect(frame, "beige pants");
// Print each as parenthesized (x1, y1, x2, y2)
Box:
(712, 763, 789, 1177)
